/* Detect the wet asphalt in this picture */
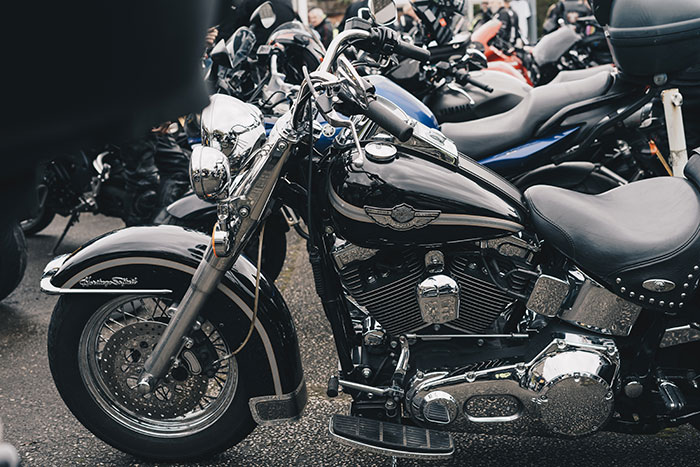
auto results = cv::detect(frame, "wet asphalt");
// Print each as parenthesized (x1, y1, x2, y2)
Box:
(1, 214, 700, 466)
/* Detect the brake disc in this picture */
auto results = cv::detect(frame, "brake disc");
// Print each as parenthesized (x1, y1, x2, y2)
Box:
(100, 321, 209, 419)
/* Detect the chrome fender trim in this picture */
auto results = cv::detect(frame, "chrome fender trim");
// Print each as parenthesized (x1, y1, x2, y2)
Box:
(41, 255, 173, 295)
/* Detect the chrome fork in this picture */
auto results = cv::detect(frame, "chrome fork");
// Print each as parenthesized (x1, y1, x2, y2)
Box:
(137, 128, 296, 393)
(137, 245, 236, 394)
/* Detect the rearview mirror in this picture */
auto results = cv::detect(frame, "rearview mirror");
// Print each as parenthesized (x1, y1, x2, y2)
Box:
(368, 0, 397, 26)
(464, 48, 488, 70)
(210, 39, 232, 67)
(250, 1, 277, 29)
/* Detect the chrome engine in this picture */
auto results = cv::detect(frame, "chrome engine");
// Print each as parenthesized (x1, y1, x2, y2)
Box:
(333, 237, 537, 336)
(406, 333, 619, 437)
(334, 238, 625, 438)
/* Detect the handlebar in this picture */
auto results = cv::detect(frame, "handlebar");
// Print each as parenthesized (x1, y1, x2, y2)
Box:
(319, 29, 372, 73)
(455, 70, 493, 93)
(363, 98, 414, 142)
(394, 40, 431, 62)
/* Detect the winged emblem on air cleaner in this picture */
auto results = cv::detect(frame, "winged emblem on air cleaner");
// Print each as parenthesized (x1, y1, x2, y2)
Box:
(364, 203, 440, 231)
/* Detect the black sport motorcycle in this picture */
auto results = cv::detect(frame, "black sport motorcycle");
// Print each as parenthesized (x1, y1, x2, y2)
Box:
(41, 4, 700, 461)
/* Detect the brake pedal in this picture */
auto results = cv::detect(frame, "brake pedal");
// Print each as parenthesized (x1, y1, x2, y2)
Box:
(329, 414, 454, 458)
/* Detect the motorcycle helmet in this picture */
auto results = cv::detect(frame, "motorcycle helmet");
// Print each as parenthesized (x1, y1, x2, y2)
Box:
(265, 21, 325, 84)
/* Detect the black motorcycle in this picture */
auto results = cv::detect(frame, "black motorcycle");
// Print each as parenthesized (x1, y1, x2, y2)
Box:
(41, 0, 700, 461)
(20, 130, 191, 253)
(529, 15, 612, 85)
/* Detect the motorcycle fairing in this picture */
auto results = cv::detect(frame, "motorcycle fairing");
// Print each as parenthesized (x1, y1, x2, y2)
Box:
(42, 225, 306, 424)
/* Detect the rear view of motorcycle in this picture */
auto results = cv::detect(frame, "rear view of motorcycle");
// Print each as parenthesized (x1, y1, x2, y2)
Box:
(39, 0, 700, 462)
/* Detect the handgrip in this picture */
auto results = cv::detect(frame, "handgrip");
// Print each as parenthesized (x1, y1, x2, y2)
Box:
(456, 70, 494, 93)
(393, 41, 431, 62)
(364, 98, 413, 142)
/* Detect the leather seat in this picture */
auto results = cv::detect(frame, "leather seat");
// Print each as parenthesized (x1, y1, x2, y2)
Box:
(440, 70, 613, 160)
(550, 64, 616, 84)
(524, 157, 700, 310)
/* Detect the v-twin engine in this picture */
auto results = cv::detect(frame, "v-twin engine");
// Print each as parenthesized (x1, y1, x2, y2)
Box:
(406, 333, 619, 437)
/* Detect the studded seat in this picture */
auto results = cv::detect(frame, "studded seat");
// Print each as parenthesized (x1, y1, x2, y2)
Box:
(524, 156, 700, 310)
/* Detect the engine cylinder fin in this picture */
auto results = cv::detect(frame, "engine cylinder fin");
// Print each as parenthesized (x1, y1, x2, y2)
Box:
(339, 248, 520, 336)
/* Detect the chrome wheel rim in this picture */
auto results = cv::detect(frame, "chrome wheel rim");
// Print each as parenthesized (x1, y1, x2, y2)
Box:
(79, 295, 238, 438)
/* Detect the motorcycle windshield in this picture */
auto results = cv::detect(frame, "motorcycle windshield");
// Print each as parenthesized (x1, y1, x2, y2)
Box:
(532, 26, 580, 66)
(226, 26, 257, 70)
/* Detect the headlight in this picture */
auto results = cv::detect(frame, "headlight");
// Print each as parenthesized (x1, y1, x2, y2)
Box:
(189, 146, 230, 200)
(201, 94, 266, 174)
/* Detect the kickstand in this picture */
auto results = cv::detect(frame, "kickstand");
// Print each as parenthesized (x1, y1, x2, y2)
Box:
(51, 210, 80, 255)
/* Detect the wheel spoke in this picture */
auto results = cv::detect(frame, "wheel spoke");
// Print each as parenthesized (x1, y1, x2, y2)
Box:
(80, 295, 239, 437)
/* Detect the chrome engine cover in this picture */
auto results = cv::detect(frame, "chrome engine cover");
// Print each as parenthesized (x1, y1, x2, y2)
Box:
(416, 275, 460, 324)
(406, 333, 619, 437)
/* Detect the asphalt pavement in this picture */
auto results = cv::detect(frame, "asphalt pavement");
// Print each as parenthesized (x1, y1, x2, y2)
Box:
(2, 213, 700, 466)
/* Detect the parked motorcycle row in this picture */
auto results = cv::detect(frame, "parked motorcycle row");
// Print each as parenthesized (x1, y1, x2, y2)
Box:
(3, 0, 700, 463)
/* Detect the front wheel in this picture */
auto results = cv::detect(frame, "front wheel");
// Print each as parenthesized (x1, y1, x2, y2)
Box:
(0, 221, 27, 301)
(47, 294, 256, 461)
(21, 180, 55, 236)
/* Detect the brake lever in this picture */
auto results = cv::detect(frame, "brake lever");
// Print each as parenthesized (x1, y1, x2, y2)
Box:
(447, 82, 475, 105)
(302, 68, 366, 168)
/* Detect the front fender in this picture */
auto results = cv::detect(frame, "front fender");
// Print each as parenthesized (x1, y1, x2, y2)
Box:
(42, 225, 305, 425)
(161, 191, 215, 221)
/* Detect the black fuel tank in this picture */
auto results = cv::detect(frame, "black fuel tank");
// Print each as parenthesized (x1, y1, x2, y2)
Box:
(327, 144, 527, 248)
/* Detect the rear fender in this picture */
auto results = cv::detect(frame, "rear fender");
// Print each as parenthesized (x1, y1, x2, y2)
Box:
(41, 225, 305, 425)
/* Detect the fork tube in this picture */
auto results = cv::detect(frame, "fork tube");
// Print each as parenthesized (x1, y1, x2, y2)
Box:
(137, 244, 235, 393)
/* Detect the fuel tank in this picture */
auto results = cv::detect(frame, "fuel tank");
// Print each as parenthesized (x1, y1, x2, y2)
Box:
(327, 143, 527, 247)
(367, 75, 439, 128)
(424, 69, 531, 123)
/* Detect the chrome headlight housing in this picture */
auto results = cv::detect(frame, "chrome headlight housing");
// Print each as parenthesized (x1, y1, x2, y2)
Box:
(189, 146, 230, 200)
(200, 94, 266, 174)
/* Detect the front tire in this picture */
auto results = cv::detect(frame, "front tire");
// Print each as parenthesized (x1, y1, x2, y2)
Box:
(21, 180, 55, 236)
(0, 221, 27, 301)
(47, 294, 256, 461)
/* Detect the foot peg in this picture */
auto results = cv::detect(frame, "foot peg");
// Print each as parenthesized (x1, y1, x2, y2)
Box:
(329, 414, 454, 458)
(327, 376, 339, 397)
(659, 380, 686, 414)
